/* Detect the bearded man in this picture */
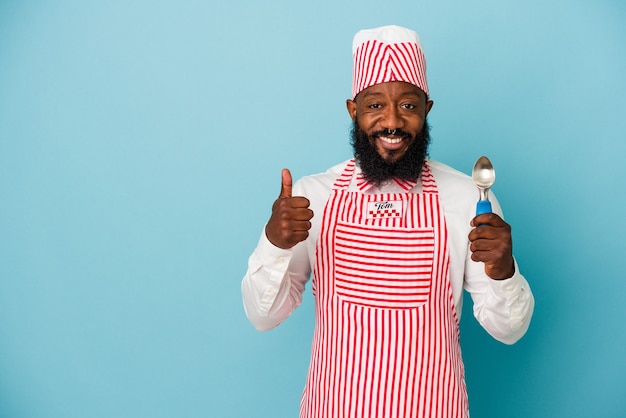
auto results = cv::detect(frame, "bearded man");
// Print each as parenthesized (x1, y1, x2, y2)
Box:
(242, 25, 534, 418)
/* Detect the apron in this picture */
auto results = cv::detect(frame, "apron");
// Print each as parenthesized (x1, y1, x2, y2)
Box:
(300, 160, 468, 418)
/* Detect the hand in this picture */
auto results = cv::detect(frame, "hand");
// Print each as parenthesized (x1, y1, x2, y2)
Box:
(468, 213, 515, 280)
(265, 168, 314, 249)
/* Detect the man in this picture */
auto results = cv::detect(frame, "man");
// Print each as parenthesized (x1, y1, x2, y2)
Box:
(242, 25, 534, 418)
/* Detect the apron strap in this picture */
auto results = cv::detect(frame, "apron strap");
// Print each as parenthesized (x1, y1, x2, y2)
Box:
(331, 159, 357, 190)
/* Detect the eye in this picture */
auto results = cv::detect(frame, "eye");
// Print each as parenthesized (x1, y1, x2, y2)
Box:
(368, 103, 382, 109)
(401, 103, 417, 110)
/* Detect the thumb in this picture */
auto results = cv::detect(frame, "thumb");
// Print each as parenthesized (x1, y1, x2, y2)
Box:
(279, 168, 292, 198)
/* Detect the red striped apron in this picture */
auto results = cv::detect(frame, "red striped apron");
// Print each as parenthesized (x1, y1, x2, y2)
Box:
(300, 160, 468, 418)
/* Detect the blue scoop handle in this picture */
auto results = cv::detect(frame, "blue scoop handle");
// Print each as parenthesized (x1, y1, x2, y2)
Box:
(476, 199, 492, 216)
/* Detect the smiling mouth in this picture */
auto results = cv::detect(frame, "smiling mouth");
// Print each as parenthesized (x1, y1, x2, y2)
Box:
(379, 136, 403, 145)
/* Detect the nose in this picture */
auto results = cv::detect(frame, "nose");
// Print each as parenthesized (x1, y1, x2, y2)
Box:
(381, 106, 403, 132)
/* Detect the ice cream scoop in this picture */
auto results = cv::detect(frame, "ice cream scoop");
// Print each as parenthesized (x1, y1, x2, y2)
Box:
(472, 156, 496, 215)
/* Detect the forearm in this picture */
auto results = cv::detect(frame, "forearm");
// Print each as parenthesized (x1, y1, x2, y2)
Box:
(466, 258, 534, 344)
(241, 231, 311, 331)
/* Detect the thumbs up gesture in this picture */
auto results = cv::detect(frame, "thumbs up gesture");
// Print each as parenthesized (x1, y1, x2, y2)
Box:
(265, 169, 314, 249)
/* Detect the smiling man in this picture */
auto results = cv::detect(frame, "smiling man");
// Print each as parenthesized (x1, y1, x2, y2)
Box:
(242, 25, 534, 418)
(349, 80, 433, 184)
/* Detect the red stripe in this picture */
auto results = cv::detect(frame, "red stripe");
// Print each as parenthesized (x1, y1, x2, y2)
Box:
(352, 40, 430, 98)
(302, 160, 467, 417)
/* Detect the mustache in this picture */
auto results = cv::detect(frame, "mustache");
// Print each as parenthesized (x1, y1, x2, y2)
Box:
(371, 129, 412, 139)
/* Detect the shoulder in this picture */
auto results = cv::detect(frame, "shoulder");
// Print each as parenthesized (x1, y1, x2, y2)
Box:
(428, 159, 475, 194)
(292, 160, 349, 220)
(428, 159, 472, 184)
(293, 160, 349, 195)
(427, 159, 478, 217)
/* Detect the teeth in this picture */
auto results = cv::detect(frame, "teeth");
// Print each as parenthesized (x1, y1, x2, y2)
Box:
(380, 136, 402, 144)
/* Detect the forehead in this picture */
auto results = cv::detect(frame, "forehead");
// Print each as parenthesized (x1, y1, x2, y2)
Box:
(356, 81, 426, 102)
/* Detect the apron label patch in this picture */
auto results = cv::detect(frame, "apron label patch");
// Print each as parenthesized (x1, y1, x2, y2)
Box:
(366, 200, 403, 219)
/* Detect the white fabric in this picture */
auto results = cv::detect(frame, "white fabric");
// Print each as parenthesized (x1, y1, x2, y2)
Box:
(242, 159, 534, 345)
(352, 25, 424, 52)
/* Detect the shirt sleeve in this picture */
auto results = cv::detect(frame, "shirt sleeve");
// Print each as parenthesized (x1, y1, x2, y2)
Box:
(241, 231, 312, 331)
(464, 256, 534, 344)
(241, 175, 318, 332)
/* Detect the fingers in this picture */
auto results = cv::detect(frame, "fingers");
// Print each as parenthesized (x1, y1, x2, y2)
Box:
(266, 170, 314, 249)
(469, 236, 514, 279)
(271, 198, 314, 222)
(470, 212, 507, 228)
(468, 218, 511, 255)
(469, 213, 508, 239)
(469, 214, 515, 279)
(469, 240, 511, 263)
(266, 200, 314, 249)
(272, 196, 311, 213)
(279, 168, 292, 198)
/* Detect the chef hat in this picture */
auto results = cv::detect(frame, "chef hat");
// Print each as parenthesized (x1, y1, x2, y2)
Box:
(352, 25, 429, 99)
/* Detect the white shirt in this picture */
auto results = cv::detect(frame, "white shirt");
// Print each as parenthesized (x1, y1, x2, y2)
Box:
(242, 159, 534, 345)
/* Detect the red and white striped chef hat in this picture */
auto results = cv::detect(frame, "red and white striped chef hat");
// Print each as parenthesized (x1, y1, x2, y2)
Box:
(352, 25, 429, 99)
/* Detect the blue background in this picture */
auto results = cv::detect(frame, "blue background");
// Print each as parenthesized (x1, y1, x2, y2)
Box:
(1, 0, 625, 417)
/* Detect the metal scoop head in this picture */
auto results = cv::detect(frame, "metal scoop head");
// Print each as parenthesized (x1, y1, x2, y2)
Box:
(472, 155, 495, 196)
(472, 155, 496, 215)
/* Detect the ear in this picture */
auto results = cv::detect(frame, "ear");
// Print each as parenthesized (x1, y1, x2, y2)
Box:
(346, 99, 357, 121)
(425, 100, 434, 116)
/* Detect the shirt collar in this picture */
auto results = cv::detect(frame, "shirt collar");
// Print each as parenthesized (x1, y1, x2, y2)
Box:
(355, 171, 419, 192)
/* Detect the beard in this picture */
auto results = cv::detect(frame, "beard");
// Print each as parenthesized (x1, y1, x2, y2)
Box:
(350, 119, 431, 185)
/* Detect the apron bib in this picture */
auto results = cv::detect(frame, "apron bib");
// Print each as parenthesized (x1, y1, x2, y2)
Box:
(300, 160, 468, 418)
